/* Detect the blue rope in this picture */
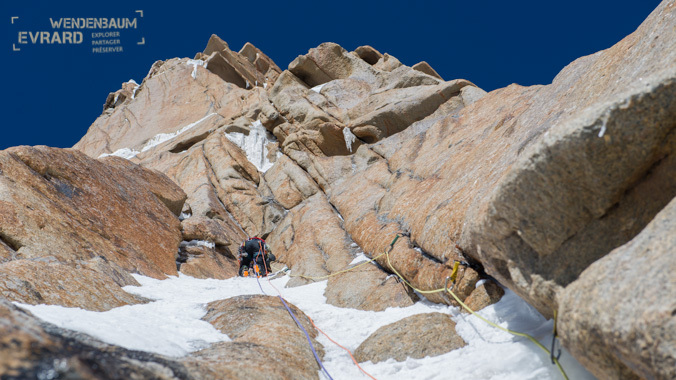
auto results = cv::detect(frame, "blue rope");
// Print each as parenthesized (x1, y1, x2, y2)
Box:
(255, 270, 267, 295)
(254, 275, 334, 380)
(276, 294, 334, 380)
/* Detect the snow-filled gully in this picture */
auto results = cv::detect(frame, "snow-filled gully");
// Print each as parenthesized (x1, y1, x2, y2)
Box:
(18, 272, 595, 380)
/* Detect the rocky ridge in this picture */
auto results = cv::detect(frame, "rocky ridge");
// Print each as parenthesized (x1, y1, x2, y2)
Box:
(1, 1, 675, 379)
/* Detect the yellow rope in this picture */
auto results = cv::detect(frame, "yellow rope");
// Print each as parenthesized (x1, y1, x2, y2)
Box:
(286, 250, 388, 281)
(444, 279, 569, 379)
(284, 235, 402, 281)
(382, 238, 569, 380)
(273, 234, 569, 379)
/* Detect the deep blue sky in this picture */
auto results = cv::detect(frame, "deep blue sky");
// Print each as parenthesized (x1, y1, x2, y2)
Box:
(1, 0, 662, 150)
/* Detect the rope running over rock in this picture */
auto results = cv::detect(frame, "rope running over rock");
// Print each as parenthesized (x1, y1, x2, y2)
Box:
(274, 234, 570, 380)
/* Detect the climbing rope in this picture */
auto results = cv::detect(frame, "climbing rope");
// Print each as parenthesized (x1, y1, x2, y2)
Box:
(551, 310, 562, 364)
(276, 234, 570, 380)
(307, 314, 378, 380)
(380, 234, 570, 380)
(253, 234, 569, 379)
(252, 242, 335, 380)
(283, 234, 404, 282)
(277, 292, 334, 380)
(253, 274, 334, 380)
(286, 251, 388, 281)
(265, 263, 379, 379)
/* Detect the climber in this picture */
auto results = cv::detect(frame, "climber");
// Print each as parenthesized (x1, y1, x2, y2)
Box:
(238, 237, 276, 277)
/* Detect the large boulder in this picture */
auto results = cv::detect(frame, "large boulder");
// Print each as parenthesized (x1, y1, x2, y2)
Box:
(178, 215, 241, 280)
(558, 196, 676, 380)
(0, 298, 193, 379)
(181, 216, 237, 248)
(325, 263, 419, 312)
(0, 146, 184, 280)
(354, 312, 466, 363)
(0, 146, 185, 310)
(0, 258, 146, 312)
(176, 242, 239, 280)
(461, 280, 505, 314)
(182, 295, 323, 380)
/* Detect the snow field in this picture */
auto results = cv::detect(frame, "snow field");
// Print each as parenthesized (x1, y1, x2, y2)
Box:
(17, 294, 228, 356)
(17, 272, 596, 379)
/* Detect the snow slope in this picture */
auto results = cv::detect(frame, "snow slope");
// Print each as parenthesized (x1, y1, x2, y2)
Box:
(18, 272, 595, 380)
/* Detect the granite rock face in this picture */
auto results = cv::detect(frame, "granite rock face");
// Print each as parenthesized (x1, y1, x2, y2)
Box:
(282, 0, 676, 319)
(463, 0, 676, 316)
(273, 41, 475, 167)
(71, 33, 490, 302)
(0, 146, 183, 279)
(0, 146, 184, 310)
(558, 196, 676, 380)
(267, 193, 418, 310)
(25, 2, 668, 377)
(75, 34, 281, 159)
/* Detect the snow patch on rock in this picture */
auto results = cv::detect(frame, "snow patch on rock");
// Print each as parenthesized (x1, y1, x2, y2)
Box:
(311, 83, 327, 93)
(97, 113, 218, 160)
(224, 120, 278, 172)
(180, 240, 216, 250)
(186, 59, 207, 79)
(141, 113, 218, 153)
(127, 79, 140, 99)
(98, 148, 140, 160)
(343, 127, 357, 153)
